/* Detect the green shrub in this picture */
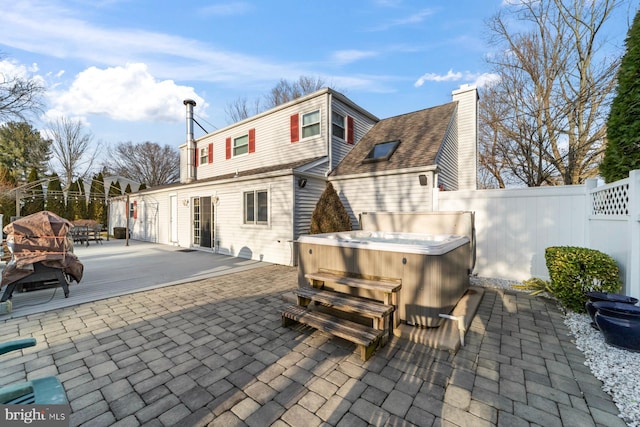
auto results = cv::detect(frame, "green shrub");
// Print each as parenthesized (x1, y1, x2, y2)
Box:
(544, 246, 621, 312)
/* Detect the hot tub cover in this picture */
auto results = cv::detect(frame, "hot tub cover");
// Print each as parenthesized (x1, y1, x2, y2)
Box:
(1, 211, 83, 288)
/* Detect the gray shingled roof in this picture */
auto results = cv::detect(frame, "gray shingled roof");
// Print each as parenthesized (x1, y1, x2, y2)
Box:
(330, 101, 457, 177)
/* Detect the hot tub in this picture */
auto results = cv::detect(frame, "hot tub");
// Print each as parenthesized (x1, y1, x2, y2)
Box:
(297, 231, 471, 327)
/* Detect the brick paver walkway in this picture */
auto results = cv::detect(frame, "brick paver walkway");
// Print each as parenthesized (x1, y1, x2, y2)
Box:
(0, 265, 626, 426)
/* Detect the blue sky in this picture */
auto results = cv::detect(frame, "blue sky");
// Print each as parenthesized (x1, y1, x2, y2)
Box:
(0, 0, 637, 158)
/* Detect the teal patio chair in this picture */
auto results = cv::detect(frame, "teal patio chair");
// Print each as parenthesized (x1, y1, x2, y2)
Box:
(0, 338, 67, 404)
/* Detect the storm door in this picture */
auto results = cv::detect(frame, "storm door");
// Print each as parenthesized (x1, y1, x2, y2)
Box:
(200, 196, 212, 248)
(192, 196, 214, 249)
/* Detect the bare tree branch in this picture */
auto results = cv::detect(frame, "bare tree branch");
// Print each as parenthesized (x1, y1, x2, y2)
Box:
(47, 117, 99, 189)
(0, 63, 45, 122)
(224, 75, 327, 124)
(104, 141, 179, 187)
(480, 0, 623, 186)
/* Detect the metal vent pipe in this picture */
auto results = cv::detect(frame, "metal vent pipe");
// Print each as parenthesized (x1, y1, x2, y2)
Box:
(183, 99, 197, 183)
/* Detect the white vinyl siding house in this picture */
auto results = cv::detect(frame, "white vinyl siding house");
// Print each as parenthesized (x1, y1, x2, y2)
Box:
(329, 87, 478, 230)
(192, 96, 329, 181)
(331, 167, 438, 228)
(110, 86, 477, 266)
(113, 89, 378, 266)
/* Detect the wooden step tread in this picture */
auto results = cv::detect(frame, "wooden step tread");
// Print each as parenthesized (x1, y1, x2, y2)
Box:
(281, 305, 382, 346)
(305, 271, 402, 292)
(293, 287, 394, 318)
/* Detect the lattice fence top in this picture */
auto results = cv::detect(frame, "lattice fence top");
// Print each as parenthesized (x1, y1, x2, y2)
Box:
(591, 182, 629, 216)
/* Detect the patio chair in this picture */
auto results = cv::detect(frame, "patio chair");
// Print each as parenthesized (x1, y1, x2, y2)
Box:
(0, 338, 67, 404)
(71, 225, 89, 247)
(91, 223, 104, 244)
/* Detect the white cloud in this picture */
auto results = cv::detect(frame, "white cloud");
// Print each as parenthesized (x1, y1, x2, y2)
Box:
(414, 69, 500, 88)
(473, 72, 501, 87)
(0, 59, 45, 85)
(46, 63, 206, 123)
(331, 50, 379, 65)
(0, 1, 303, 85)
(414, 69, 462, 86)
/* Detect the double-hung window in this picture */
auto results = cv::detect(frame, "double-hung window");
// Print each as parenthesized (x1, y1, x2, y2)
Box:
(244, 190, 268, 224)
(301, 110, 320, 138)
(199, 147, 208, 165)
(332, 111, 345, 140)
(234, 134, 249, 157)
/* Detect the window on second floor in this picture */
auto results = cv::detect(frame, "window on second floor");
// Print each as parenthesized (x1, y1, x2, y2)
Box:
(244, 190, 268, 224)
(226, 129, 255, 159)
(199, 147, 208, 165)
(332, 111, 345, 140)
(234, 134, 249, 157)
(302, 110, 320, 139)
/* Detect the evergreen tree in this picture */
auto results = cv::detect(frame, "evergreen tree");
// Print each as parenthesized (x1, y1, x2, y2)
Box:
(309, 182, 352, 234)
(88, 173, 107, 225)
(66, 180, 83, 220)
(76, 179, 89, 219)
(46, 174, 66, 218)
(21, 168, 44, 215)
(0, 165, 16, 227)
(601, 11, 640, 182)
(124, 183, 132, 193)
(109, 181, 122, 197)
(0, 121, 51, 181)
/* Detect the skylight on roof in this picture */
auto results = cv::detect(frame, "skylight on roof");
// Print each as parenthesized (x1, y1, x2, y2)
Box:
(364, 140, 400, 163)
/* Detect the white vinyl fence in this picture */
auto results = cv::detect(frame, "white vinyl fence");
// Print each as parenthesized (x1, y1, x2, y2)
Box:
(435, 170, 640, 300)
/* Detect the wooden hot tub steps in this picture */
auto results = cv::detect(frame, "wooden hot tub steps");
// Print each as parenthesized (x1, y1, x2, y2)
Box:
(282, 271, 403, 360)
(293, 287, 394, 318)
(293, 287, 393, 339)
(304, 271, 402, 329)
(305, 271, 402, 294)
(281, 305, 382, 361)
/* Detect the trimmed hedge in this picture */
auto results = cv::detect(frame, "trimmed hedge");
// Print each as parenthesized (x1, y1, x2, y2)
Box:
(545, 246, 621, 312)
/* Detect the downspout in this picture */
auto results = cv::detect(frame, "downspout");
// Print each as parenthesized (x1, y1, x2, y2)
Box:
(326, 93, 333, 177)
(184, 99, 197, 183)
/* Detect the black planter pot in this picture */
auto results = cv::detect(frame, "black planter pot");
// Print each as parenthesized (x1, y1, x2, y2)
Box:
(585, 292, 638, 327)
(593, 301, 640, 352)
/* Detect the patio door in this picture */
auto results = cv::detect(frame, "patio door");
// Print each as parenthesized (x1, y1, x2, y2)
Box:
(192, 196, 214, 249)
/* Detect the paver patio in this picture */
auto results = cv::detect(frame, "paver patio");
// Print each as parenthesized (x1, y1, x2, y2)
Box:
(0, 264, 626, 426)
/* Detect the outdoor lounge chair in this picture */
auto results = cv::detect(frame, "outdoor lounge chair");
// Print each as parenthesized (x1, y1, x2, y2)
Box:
(0, 338, 67, 404)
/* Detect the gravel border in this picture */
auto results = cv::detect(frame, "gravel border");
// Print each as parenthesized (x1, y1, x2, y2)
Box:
(471, 276, 640, 427)
(565, 312, 640, 426)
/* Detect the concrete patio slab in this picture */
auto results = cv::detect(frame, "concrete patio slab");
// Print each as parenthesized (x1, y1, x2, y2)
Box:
(0, 240, 268, 319)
